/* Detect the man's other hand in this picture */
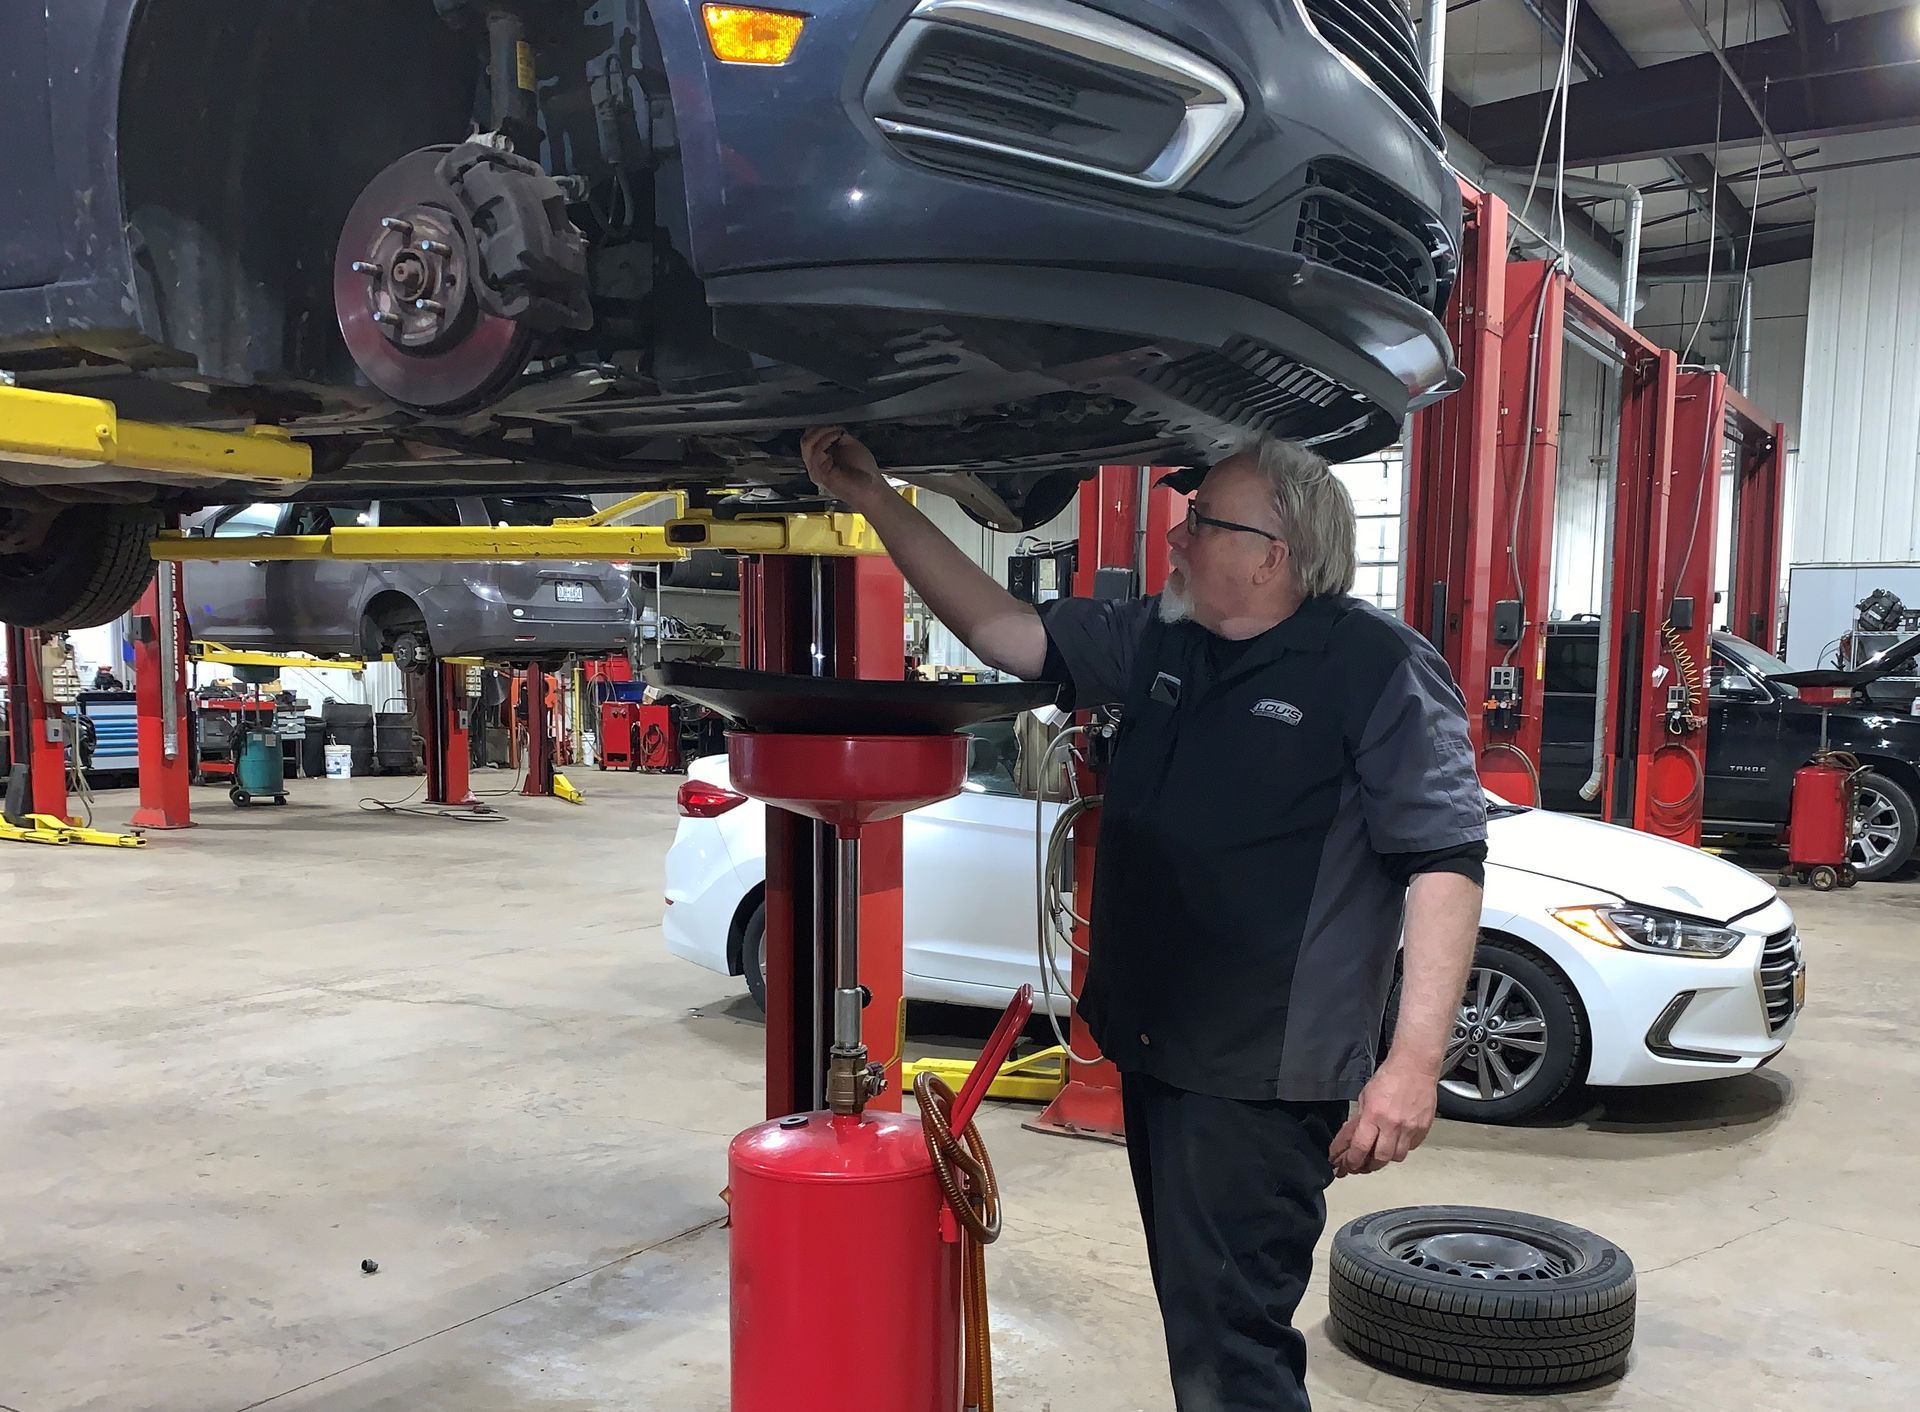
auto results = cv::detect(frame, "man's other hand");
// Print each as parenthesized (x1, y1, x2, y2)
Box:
(801, 426, 884, 505)
(1329, 1061, 1439, 1177)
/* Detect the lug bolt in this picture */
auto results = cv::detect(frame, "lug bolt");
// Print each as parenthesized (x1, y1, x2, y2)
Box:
(418, 239, 451, 256)
(414, 298, 445, 314)
(380, 217, 413, 237)
(372, 310, 401, 327)
(351, 260, 381, 276)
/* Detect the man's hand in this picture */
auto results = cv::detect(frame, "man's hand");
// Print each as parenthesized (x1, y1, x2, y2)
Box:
(1329, 1060, 1438, 1178)
(801, 426, 885, 506)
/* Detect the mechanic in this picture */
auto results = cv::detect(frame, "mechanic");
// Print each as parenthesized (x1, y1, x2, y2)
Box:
(803, 426, 1486, 1412)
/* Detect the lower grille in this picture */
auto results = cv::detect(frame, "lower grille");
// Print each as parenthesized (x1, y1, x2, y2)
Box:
(1295, 163, 1454, 313)
(1301, 0, 1443, 148)
(865, 0, 1244, 192)
(1140, 338, 1376, 446)
(1758, 927, 1804, 1035)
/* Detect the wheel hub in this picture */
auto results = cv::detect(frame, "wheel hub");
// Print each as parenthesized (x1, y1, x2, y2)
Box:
(349, 206, 477, 353)
(1393, 1229, 1575, 1281)
(333, 147, 533, 414)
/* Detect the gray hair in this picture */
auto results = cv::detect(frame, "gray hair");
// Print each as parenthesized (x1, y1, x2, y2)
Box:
(1226, 436, 1357, 598)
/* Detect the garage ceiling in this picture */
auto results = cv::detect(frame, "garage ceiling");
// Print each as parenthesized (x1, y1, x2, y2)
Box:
(1440, 0, 1920, 272)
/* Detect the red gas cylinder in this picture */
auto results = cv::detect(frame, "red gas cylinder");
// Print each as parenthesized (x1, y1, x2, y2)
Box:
(1787, 757, 1854, 871)
(730, 1111, 961, 1412)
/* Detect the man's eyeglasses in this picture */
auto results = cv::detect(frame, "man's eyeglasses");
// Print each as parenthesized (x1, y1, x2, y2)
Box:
(1184, 500, 1283, 543)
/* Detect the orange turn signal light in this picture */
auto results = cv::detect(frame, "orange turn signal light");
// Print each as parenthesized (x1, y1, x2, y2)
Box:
(702, 4, 806, 65)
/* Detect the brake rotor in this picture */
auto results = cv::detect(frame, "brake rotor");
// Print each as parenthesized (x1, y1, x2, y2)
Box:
(334, 146, 532, 414)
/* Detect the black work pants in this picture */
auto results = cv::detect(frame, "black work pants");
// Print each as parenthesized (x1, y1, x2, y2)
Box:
(1121, 1071, 1347, 1412)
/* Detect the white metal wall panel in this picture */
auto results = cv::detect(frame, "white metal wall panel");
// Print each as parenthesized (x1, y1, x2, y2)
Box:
(917, 489, 1075, 670)
(1795, 131, 1920, 567)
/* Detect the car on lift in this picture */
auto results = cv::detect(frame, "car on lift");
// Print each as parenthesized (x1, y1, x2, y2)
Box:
(0, 0, 1461, 632)
(183, 494, 633, 666)
(1541, 621, 1920, 882)
(661, 718, 1805, 1124)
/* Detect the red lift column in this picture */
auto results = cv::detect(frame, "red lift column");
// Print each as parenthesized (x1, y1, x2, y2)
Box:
(129, 562, 194, 830)
(4, 626, 73, 823)
(1637, 368, 1726, 847)
(1407, 191, 1567, 802)
(420, 663, 477, 807)
(744, 554, 908, 1118)
(520, 665, 554, 797)
(1406, 188, 1508, 768)
(1725, 389, 1787, 652)
(1599, 349, 1683, 832)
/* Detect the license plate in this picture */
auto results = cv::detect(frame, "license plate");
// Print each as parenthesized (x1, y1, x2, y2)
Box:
(1794, 967, 1807, 1007)
(555, 581, 586, 603)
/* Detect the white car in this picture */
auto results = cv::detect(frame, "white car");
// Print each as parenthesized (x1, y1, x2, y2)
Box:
(664, 720, 1806, 1123)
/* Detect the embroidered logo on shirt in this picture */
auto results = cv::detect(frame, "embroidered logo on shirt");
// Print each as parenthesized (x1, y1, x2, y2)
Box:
(1251, 698, 1303, 725)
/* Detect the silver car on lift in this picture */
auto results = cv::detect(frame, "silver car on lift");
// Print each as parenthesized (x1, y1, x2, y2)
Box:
(184, 495, 634, 666)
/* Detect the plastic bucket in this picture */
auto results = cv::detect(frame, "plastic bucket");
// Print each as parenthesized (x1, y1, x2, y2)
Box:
(324, 744, 353, 780)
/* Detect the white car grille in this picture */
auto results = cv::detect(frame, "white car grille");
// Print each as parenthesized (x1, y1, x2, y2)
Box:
(1758, 927, 1804, 1035)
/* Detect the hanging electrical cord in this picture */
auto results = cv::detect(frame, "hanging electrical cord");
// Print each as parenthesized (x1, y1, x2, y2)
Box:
(1680, 1, 1733, 366)
(1033, 725, 1104, 1065)
(1513, 0, 1578, 251)
(1502, 255, 1560, 666)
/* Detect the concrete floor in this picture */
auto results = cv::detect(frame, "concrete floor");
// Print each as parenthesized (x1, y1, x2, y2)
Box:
(2, 770, 1915, 1411)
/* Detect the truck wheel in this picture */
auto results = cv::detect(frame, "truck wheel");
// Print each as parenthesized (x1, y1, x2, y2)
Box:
(0, 506, 159, 630)
(1849, 772, 1917, 881)
(1329, 1206, 1635, 1391)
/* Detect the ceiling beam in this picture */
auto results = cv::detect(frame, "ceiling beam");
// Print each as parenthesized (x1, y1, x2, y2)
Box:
(1462, 7, 1920, 168)
(1637, 224, 1815, 277)
(1488, 0, 1747, 241)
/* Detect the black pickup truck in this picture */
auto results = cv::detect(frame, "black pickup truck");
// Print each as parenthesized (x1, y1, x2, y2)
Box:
(1541, 621, 1920, 880)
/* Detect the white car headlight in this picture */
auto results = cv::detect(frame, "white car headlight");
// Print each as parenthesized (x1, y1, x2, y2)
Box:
(1550, 906, 1743, 959)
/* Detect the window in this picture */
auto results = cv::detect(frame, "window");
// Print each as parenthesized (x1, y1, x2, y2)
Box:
(483, 495, 595, 527)
(378, 499, 460, 528)
(212, 503, 282, 537)
(1714, 633, 1797, 698)
(285, 503, 371, 536)
(1544, 633, 1600, 695)
(1708, 657, 1769, 701)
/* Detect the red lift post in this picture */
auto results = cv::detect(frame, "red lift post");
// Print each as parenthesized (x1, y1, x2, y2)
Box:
(1723, 387, 1788, 653)
(1031, 465, 1178, 1143)
(418, 662, 478, 807)
(520, 665, 555, 797)
(1559, 282, 1717, 845)
(4, 626, 74, 823)
(129, 562, 194, 830)
(743, 555, 909, 1117)
(1406, 187, 1565, 804)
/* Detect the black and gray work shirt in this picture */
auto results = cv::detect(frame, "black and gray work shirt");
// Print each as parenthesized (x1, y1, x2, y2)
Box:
(1037, 593, 1488, 1103)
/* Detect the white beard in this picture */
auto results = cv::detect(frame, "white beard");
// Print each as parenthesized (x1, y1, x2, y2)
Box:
(1158, 573, 1194, 624)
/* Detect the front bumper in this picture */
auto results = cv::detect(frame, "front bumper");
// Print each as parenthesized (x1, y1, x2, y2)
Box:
(650, 0, 1461, 451)
(1580, 909, 1805, 1088)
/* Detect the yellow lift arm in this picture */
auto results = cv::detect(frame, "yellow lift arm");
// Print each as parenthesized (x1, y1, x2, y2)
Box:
(0, 386, 311, 484)
(153, 502, 891, 563)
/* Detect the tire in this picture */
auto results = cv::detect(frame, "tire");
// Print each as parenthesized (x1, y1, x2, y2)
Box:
(1328, 1205, 1636, 1392)
(741, 901, 767, 1013)
(1850, 771, 1918, 882)
(231, 789, 251, 807)
(1383, 936, 1584, 1124)
(0, 506, 159, 630)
